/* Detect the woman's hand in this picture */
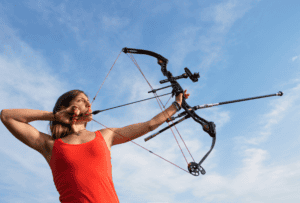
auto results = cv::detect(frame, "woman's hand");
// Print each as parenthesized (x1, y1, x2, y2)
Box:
(175, 89, 190, 107)
(55, 106, 92, 125)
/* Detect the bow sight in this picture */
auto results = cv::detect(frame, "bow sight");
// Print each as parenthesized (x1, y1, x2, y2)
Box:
(149, 67, 200, 95)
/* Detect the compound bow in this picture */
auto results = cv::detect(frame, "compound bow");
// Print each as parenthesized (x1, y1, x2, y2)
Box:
(91, 47, 216, 176)
(122, 48, 216, 176)
(90, 47, 283, 176)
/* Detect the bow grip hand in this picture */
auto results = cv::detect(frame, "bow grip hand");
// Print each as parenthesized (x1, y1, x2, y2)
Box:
(175, 89, 190, 107)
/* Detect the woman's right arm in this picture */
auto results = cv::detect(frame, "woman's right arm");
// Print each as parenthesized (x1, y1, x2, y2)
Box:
(1, 109, 55, 123)
(0, 109, 55, 155)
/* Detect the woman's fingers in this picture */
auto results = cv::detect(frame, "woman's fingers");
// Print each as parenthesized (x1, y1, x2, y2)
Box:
(184, 89, 190, 99)
(71, 113, 92, 124)
(56, 105, 92, 125)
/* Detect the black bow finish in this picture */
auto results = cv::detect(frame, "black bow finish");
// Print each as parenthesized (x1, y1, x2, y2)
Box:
(122, 47, 216, 176)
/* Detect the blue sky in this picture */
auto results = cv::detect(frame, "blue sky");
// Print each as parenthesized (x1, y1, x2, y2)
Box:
(0, 0, 300, 202)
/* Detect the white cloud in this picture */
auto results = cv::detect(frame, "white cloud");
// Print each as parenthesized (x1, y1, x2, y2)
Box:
(292, 55, 299, 61)
(201, 0, 257, 33)
(102, 15, 130, 32)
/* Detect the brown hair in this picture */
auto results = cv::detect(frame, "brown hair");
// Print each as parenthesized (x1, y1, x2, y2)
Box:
(49, 90, 89, 140)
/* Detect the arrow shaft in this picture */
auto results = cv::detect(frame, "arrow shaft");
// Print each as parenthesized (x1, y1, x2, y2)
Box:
(92, 92, 172, 115)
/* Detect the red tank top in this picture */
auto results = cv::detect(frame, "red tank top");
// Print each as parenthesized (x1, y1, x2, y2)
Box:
(49, 130, 119, 203)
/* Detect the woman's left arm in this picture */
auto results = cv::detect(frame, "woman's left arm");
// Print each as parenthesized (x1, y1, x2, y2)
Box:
(111, 104, 177, 146)
(111, 90, 190, 146)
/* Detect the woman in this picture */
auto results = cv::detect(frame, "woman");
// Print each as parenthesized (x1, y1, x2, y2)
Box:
(1, 89, 190, 203)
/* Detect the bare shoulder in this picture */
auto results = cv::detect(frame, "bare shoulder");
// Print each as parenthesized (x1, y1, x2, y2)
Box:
(99, 128, 116, 137)
(98, 128, 117, 146)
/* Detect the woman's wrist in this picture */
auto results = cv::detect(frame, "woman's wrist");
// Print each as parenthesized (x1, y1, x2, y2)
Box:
(172, 101, 182, 111)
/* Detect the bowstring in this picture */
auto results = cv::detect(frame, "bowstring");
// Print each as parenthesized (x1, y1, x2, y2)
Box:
(91, 50, 123, 106)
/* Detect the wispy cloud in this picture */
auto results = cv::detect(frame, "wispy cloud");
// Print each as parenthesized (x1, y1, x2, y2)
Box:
(292, 55, 299, 61)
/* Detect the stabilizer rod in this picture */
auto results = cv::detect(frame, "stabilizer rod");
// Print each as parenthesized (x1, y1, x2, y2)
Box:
(195, 91, 283, 110)
(145, 91, 283, 142)
(169, 91, 283, 121)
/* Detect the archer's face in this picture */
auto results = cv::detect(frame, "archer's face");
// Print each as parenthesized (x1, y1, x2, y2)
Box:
(72, 93, 92, 116)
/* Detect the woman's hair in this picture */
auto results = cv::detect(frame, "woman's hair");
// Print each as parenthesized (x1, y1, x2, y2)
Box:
(49, 89, 89, 140)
